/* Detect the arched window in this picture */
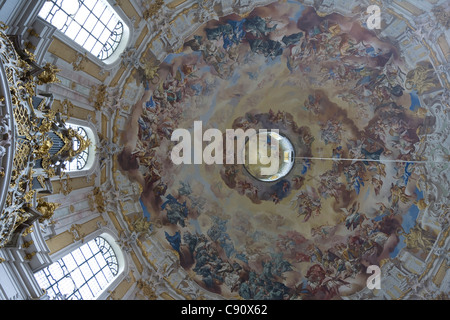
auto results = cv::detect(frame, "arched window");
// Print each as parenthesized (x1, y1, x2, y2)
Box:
(62, 123, 96, 173)
(34, 236, 119, 300)
(65, 125, 89, 171)
(38, 0, 127, 61)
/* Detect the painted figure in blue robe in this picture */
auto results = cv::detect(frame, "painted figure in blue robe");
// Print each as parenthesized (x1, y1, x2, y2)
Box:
(162, 194, 188, 226)
(223, 19, 246, 49)
(403, 162, 413, 186)
(353, 176, 364, 195)
(165, 231, 181, 252)
(161, 194, 187, 213)
(301, 159, 311, 175)
(145, 96, 155, 109)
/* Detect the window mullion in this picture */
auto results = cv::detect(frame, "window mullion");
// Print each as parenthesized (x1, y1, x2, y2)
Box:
(39, 0, 124, 60)
(34, 236, 120, 300)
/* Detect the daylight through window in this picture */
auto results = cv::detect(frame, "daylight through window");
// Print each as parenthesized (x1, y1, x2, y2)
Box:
(38, 0, 125, 60)
(64, 124, 90, 171)
(34, 236, 119, 300)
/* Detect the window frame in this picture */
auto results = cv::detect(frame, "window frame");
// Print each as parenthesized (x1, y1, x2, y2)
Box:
(33, 231, 127, 300)
(60, 120, 98, 177)
(64, 125, 90, 171)
(37, 0, 130, 65)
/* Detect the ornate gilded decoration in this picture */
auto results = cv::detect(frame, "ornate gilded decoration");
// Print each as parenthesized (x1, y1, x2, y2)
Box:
(36, 62, 60, 85)
(132, 217, 152, 233)
(0, 0, 446, 302)
(403, 224, 437, 252)
(60, 99, 74, 117)
(59, 175, 72, 196)
(32, 111, 91, 177)
(143, 0, 165, 20)
(13, 106, 32, 137)
(405, 61, 442, 95)
(21, 225, 33, 237)
(72, 52, 88, 71)
(131, 216, 157, 238)
(432, 4, 450, 29)
(21, 239, 33, 248)
(89, 84, 108, 110)
(136, 279, 157, 299)
(0, 27, 87, 248)
(24, 252, 36, 261)
(34, 138, 53, 158)
(92, 187, 106, 213)
(142, 59, 160, 84)
(36, 198, 60, 223)
(69, 223, 84, 242)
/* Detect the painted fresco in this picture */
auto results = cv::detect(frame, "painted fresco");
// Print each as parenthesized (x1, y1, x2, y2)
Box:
(117, 2, 446, 299)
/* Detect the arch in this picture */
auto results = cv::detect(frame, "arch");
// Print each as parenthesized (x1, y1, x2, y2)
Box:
(38, 0, 129, 64)
(62, 121, 98, 176)
(64, 124, 91, 171)
(33, 233, 124, 300)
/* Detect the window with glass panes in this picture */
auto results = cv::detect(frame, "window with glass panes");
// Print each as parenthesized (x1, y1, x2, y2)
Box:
(34, 236, 119, 300)
(38, 0, 124, 60)
(64, 125, 89, 171)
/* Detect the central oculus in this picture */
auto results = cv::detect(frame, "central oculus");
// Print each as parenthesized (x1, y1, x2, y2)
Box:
(243, 131, 295, 182)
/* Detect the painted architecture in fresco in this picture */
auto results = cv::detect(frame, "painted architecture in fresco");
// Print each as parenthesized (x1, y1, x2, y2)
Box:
(116, 2, 448, 300)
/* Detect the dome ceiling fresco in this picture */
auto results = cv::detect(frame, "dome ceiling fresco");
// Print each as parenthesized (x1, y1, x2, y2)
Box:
(117, 2, 449, 300)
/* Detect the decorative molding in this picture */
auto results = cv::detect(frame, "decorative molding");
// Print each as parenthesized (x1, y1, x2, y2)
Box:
(72, 52, 88, 72)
